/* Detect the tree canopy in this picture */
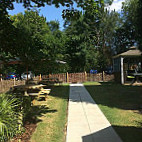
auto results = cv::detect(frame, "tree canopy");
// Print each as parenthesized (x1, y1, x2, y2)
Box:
(64, 0, 119, 72)
(1, 9, 67, 74)
(1, 0, 142, 75)
(122, 0, 142, 50)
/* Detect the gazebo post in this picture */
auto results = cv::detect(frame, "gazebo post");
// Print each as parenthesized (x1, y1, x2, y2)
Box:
(121, 57, 124, 84)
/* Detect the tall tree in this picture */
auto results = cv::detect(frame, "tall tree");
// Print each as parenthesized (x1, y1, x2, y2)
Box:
(10, 10, 67, 74)
(121, 0, 142, 50)
(10, 10, 50, 61)
(0, 0, 83, 63)
(64, 0, 118, 72)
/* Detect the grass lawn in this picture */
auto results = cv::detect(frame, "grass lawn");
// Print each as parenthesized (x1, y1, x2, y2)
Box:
(29, 84, 69, 142)
(84, 82, 142, 142)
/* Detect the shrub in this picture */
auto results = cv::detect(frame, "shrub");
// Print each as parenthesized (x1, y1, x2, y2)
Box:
(0, 94, 21, 141)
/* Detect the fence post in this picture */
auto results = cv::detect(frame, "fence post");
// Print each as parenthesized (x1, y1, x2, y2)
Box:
(85, 71, 87, 82)
(66, 72, 69, 83)
(102, 71, 105, 81)
(13, 77, 16, 86)
(0, 74, 2, 81)
(39, 74, 42, 81)
(103, 71, 105, 81)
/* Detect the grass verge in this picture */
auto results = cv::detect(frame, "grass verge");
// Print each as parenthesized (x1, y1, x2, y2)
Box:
(30, 85, 69, 142)
(84, 82, 142, 142)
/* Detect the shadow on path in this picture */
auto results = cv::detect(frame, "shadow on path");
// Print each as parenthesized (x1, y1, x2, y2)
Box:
(82, 126, 122, 142)
(82, 125, 142, 142)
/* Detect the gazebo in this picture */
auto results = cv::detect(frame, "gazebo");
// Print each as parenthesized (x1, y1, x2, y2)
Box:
(113, 46, 142, 84)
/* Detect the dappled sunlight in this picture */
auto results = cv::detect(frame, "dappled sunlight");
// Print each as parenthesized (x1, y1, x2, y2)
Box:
(24, 105, 58, 124)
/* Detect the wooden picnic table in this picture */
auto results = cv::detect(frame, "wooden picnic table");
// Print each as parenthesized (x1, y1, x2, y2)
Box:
(14, 84, 46, 89)
(40, 77, 63, 85)
(13, 84, 45, 93)
(132, 73, 142, 83)
(13, 84, 50, 105)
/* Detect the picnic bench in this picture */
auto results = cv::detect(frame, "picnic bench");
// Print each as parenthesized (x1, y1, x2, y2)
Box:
(39, 77, 63, 85)
(28, 88, 51, 101)
(132, 72, 142, 84)
(12, 84, 51, 105)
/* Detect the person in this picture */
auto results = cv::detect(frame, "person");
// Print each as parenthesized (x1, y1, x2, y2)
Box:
(132, 64, 138, 73)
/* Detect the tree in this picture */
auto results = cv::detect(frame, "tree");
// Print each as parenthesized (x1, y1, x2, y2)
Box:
(1, 0, 121, 74)
(96, 9, 120, 65)
(121, 0, 142, 50)
(64, 36, 86, 72)
(10, 10, 50, 66)
(136, 0, 142, 48)
(0, 0, 83, 63)
(9, 10, 67, 74)
(64, 0, 118, 72)
(0, 14, 19, 60)
(64, 0, 103, 72)
(113, 24, 135, 54)
(41, 22, 67, 74)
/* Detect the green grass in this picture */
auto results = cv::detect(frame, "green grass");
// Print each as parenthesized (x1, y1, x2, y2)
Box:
(30, 85, 69, 142)
(84, 82, 142, 142)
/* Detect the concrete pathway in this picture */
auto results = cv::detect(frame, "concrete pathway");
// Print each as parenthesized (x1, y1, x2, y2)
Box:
(66, 84, 123, 142)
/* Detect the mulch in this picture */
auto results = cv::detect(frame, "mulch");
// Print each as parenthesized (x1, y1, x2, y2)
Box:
(12, 121, 37, 142)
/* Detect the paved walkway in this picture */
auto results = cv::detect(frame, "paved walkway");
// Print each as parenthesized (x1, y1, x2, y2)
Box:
(66, 84, 123, 142)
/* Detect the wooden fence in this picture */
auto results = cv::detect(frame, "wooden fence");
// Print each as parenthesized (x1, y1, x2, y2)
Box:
(42, 73, 67, 82)
(0, 80, 25, 93)
(42, 72, 114, 83)
(0, 72, 114, 93)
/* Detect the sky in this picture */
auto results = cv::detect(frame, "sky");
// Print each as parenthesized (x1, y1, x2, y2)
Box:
(108, 0, 125, 11)
(8, 0, 125, 30)
(8, 2, 67, 30)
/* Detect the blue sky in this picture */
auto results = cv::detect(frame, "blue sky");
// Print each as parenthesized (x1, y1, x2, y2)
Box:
(8, 0, 125, 30)
(8, 2, 69, 30)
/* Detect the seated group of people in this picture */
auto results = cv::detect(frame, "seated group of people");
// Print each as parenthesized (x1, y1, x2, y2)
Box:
(126, 64, 142, 82)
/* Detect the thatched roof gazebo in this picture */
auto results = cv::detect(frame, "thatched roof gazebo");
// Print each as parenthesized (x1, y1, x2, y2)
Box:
(113, 46, 142, 84)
